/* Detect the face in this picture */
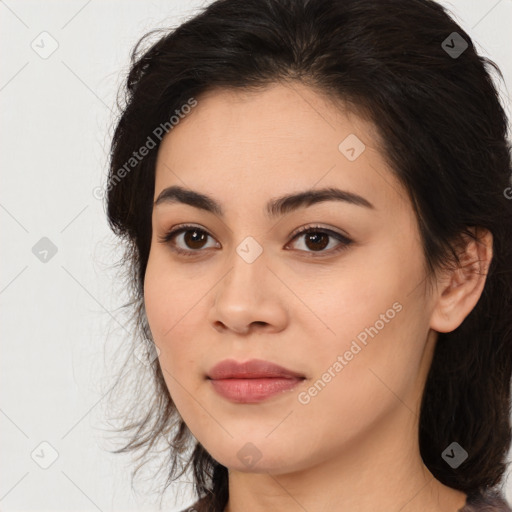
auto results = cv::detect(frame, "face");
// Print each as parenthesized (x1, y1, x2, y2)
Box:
(144, 82, 439, 474)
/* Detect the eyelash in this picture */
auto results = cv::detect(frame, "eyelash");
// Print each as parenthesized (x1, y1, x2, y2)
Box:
(157, 223, 353, 258)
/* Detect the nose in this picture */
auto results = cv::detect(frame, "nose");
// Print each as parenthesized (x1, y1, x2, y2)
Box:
(207, 244, 288, 335)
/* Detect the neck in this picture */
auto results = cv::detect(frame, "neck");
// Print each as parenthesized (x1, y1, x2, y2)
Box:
(223, 404, 467, 512)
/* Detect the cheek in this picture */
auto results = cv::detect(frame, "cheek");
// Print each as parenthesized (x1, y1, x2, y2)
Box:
(295, 298, 426, 451)
(306, 252, 410, 354)
(143, 253, 212, 401)
(144, 243, 262, 443)
(302, 246, 429, 407)
(143, 249, 208, 341)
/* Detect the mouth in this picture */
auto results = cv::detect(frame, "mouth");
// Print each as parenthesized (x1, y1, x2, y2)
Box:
(206, 358, 306, 403)
(208, 377, 304, 403)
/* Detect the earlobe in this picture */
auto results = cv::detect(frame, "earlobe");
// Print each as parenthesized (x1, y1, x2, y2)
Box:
(429, 227, 493, 333)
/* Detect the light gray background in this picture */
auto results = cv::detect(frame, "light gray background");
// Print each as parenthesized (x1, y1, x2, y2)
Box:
(1, 1, 511, 511)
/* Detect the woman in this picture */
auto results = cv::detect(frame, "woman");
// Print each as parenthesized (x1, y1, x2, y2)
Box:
(104, 0, 512, 510)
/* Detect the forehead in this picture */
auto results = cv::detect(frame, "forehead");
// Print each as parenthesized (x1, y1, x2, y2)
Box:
(153, 83, 409, 215)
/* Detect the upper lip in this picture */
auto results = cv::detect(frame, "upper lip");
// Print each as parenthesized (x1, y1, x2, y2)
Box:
(207, 358, 305, 380)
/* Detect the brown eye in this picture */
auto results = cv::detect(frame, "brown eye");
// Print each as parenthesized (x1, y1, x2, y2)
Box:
(182, 229, 208, 250)
(302, 232, 330, 251)
(287, 225, 353, 256)
(157, 225, 219, 255)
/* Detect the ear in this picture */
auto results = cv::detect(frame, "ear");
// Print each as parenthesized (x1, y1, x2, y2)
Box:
(430, 227, 493, 333)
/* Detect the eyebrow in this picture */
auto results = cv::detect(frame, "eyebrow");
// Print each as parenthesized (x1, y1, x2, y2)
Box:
(153, 185, 374, 218)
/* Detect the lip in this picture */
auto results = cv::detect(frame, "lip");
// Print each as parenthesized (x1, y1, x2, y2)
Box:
(207, 358, 305, 380)
(207, 358, 305, 403)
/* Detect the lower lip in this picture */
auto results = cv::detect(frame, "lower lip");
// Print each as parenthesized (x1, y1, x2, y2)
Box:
(209, 377, 304, 403)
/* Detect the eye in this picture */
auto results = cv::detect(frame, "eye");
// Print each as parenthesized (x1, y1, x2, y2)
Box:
(286, 224, 353, 257)
(157, 224, 219, 256)
(157, 223, 353, 257)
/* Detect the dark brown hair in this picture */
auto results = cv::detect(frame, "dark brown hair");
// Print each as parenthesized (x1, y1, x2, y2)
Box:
(103, 0, 512, 510)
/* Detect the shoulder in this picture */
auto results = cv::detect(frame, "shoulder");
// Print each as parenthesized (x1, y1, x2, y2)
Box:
(460, 488, 512, 512)
(177, 495, 212, 512)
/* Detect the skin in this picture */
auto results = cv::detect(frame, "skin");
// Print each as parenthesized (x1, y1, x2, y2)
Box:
(143, 82, 493, 512)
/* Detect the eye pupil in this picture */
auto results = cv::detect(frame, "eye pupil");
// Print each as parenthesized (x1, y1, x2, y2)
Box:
(305, 232, 329, 251)
(184, 229, 207, 249)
